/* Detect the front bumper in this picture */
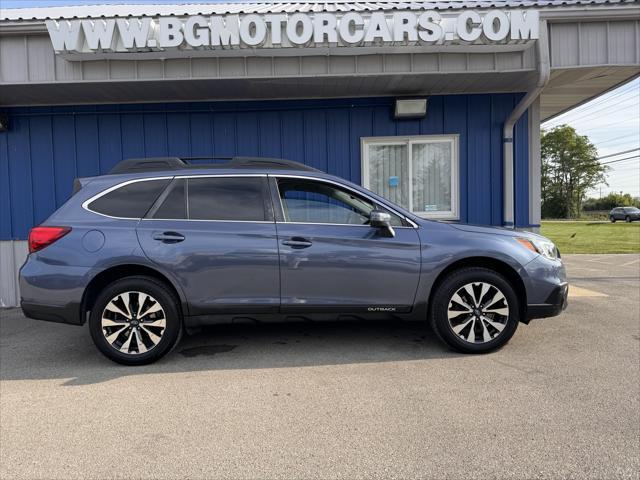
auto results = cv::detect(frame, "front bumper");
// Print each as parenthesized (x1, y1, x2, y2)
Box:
(523, 255, 568, 322)
(526, 282, 569, 320)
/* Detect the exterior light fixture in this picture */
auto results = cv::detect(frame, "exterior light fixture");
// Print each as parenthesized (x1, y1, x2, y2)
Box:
(394, 98, 427, 119)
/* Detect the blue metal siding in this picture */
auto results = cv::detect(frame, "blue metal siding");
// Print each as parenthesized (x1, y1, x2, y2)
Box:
(0, 95, 529, 240)
(468, 95, 492, 226)
(0, 132, 11, 238)
(443, 95, 468, 224)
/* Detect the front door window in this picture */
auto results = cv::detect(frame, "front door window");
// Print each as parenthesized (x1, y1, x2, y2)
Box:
(275, 177, 404, 226)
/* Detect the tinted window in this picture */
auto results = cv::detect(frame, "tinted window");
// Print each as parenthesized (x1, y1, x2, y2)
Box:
(153, 179, 187, 219)
(89, 179, 170, 218)
(187, 177, 266, 221)
(276, 178, 404, 226)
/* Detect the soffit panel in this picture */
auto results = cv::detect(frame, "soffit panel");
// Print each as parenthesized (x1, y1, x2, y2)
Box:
(0, 71, 537, 106)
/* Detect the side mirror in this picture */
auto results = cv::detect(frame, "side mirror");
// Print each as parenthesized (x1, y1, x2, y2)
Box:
(369, 210, 395, 237)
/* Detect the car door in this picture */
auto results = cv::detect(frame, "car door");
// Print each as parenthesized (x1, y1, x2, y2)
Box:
(269, 175, 422, 314)
(615, 208, 623, 220)
(136, 175, 280, 315)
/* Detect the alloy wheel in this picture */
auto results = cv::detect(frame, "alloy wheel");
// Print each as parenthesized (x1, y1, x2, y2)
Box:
(447, 282, 510, 344)
(101, 291, 167, 354)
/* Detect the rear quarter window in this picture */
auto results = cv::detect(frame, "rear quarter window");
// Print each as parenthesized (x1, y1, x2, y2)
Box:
(88, 179, 170, 218)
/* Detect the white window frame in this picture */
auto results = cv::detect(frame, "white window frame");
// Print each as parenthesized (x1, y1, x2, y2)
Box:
(361, 134, 459, 220)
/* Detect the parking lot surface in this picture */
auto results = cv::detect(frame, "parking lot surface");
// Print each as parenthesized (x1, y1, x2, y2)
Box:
(1, 254, 639, 479)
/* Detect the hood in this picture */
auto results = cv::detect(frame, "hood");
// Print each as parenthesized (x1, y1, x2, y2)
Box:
(449, 223, 547, 241)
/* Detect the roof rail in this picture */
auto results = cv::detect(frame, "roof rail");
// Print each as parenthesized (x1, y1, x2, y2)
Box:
(108, 157, 187, 174)
(108, 156, 321, 174)
(228, 156, 321, 172)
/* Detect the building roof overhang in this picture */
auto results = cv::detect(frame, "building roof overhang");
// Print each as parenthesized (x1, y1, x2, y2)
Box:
(1, 0, 638, 23)
(1, 0, 638, 33)
(0, 0, 638, 119)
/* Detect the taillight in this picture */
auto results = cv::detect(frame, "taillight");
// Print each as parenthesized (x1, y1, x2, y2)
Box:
(28, 226, 71, 253)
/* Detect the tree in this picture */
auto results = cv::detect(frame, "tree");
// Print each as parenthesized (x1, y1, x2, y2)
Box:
(541, 125, 608, 219)
(583, 192, 640, 211)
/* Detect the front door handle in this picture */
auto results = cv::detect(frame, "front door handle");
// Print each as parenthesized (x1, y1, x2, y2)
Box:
(282, 237, 313, 249)
(152, 231, 185, 244)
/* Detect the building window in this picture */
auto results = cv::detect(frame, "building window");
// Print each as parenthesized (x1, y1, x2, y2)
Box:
(361, 135, 459, 219)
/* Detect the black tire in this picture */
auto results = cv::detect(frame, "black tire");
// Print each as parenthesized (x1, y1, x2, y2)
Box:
(625, 216, 631, 223)
(89, 276, 183, 365)
(610, 216, 616, 223)
(429, 267, 520, 354)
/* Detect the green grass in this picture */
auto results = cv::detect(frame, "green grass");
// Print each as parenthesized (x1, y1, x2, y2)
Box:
(540, 221, 640, 254)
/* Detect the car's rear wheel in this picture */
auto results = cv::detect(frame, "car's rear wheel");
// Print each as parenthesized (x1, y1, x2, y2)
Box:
(625, 216, 631, 223)
(610, 216, 616, 223)
(429, 267, 520, 353)
(89, 276, 182, 365)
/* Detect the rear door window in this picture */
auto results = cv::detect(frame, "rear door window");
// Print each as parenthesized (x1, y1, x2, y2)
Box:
(152, 176, 268, 221)
(188, 177, 267, 221)
(88, 179, 170, 218)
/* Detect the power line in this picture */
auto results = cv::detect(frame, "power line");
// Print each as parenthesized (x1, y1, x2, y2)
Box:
(610, 163, 640, 170)
(607, 170, 640, 177)
(598, 185, 640, 191)
(544, 84, 640, 125)
(548, 105, 640, 130)
(601, 155, 640, 165)
(546, 82, 639, 120)
(612, 166, 640, 171)
(575, 86, 639, 112)
(610, 160, 640, 167)
(591, 133, 640, 146)
(610, 173, 640, 178)
(608, 169, 640, 175)
(579, 117, 640, 133)
(597, 148, 640, 160)
(549, 99, 640, 125)
(547, 117, 640, 135)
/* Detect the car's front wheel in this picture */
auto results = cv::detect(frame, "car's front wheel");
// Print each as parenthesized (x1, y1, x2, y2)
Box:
(89, 276, 183, 365)
(429, 267, 520, 353)
(610, 216, 616, 223)
(625, 216, 631, 223)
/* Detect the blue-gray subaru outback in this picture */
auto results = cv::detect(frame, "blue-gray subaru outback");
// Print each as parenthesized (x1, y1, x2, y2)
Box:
(19, 157, 568, 365)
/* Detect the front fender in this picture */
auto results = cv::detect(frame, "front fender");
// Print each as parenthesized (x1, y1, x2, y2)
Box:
(411, 224, 533, 320)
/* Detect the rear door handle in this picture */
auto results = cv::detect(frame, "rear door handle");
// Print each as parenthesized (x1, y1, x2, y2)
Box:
(152, 231, 185, 244)
(282, 237, 313, 249)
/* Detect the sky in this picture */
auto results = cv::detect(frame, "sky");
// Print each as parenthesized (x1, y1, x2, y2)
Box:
(2, 0, 639, 198)
(542, 78, 640, 199)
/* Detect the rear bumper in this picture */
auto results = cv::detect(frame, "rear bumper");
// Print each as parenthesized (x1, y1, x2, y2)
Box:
(21, 301, 83, 325)
(19, 255, 89, 326)
(526, 282, 569, 320)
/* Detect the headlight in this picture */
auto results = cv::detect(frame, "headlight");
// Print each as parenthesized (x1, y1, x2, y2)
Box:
(515, 237, 559, 260)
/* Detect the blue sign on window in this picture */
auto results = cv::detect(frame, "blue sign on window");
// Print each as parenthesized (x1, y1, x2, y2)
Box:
(388, 176, 399, 187)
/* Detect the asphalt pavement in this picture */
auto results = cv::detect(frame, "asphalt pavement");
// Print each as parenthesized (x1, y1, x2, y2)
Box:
(1, 254, 639, 479)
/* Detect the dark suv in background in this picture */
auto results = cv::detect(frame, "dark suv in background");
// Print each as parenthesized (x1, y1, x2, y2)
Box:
(609, 206, 640, 222)
(20, 157, 568, 365)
